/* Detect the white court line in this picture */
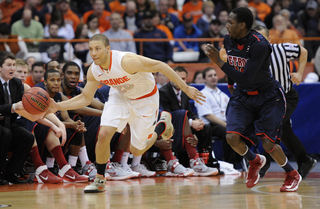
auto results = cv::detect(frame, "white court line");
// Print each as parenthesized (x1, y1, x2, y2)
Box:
(251, 182, 320, 199)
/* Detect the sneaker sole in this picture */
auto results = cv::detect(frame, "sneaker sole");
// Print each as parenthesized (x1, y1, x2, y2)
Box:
(166, 170, 194, 177)
(107, 174, 132, 181)
(193, 169, 219, 177)
(84, 188, 106, 193)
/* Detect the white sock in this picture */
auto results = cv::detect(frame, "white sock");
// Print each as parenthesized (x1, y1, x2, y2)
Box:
(46, 157, 55, 168)
(68, 155, 78, 167)
(79, 146, 90, 167)
(131, 155, 142, 167)
(121, 152, 130, 165)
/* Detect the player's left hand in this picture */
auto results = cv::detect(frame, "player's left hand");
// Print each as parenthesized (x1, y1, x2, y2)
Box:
(14, 101, 45, 121)
(205, 44, 225, 67)
(185, 86, 206, 105)
(290, 72, 302, 85)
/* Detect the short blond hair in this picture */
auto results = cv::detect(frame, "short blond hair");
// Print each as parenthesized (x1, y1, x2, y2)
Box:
(16, 58, 29, 71)
(203, 1, 215, 12)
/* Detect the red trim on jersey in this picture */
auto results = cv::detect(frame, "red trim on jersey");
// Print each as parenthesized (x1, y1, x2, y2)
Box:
(253, 34, 260, 41)
(256, 133, 275, 143)
(226, 131, 255, 145)
(228, 84, 234, 88)
(247, 91, 259, 95)
(99, 51, 113, 72)
(131, 84, 158, 100)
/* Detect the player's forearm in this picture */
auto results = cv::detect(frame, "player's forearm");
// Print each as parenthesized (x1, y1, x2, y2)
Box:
(57, 93, 92, 111)
(45, 113, 65, 128)
(36, 118, 56, 128)
(73, 107, 102, 116)
(159, 63, 188, 92)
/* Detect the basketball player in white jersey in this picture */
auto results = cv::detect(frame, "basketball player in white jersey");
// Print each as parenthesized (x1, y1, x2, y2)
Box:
(47, 34, 206, 193)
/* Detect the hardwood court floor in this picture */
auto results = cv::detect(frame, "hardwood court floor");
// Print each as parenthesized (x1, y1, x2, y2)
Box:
(0, 172, 320, 209)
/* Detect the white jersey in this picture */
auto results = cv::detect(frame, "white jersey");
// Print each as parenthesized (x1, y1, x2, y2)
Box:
(91, 50, 156, 100)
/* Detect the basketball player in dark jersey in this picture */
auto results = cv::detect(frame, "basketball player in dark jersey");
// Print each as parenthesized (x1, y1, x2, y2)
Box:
(205, 7, 301, 192)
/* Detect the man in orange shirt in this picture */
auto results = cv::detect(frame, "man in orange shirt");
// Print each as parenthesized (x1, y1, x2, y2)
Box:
(58, 0, 80, 32)
(0, 0, 23, 25)
(25, 62, 45, 87)
(248, 0, 271, 22)
(181, 0, 203, 24)
(82, 0, 111, 32)
(269, 15, 300, 45)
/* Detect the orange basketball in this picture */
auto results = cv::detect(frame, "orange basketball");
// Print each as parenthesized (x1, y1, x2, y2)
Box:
(22, 87, 50, 115)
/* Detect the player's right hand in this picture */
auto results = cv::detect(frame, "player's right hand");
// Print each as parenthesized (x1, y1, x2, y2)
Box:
(185, 86, 206, 105)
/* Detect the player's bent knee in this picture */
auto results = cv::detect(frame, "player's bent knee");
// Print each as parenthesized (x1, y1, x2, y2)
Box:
(226, 133, 241, 147)
(261, 138, 275, 152)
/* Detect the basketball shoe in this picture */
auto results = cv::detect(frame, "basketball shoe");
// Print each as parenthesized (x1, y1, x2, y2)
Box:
(81, 161, 97, 180)
(298, 156, 317, 179)
(157, 111, 174, 140)
(280, 170, 302, 192)
(105, 162, 132, 180)
(121, 164, 141, 178)
(190, 158, 219, 176)
(166, 159, 194, 177)
(246, 154, 266, 188)
(131, 164, 157, 177)
(58, 164, 88, 183)
(35, 165, 62, 184)
(84, 174, 107, 193)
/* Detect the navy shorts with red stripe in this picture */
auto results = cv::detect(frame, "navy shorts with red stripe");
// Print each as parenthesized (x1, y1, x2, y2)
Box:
(226, 81, 286, 144)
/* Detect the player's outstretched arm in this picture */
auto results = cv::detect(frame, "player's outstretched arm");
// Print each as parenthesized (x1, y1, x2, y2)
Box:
(122, 53, 206, 104)
(291, 46, 308, 85)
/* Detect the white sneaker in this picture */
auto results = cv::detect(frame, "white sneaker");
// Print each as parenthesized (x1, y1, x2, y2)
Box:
(190, 158, 219, 176)
(81, 161, 97, 180)
(131, 164, 157, 177)
(121, 164, 141, 178)
(105, 162, 132, 180)
(157, 111, 174, 140)
(84, 174, 106, 193)
(166, 158, 194, 177)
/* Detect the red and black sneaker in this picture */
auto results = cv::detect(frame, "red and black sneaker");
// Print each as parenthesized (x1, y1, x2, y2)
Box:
(246, 154, 266, 188)
(280, 170, 302, 192)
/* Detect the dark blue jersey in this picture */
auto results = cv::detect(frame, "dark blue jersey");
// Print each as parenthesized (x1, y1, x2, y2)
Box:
(222, 30, 274, 93)
(37, 85, 63, 118)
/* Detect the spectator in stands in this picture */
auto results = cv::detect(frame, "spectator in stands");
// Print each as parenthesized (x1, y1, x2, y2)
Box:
(152, 10, 174, 44)
(135, 0, 156, 17)
(158, 0, 180, 33)
(123, 0, 140, 33)
(10, 0, 46, 27)
(248, 6, 266, 29)
(78, 0, 111, 16)
(0, 24, 28, 59)
(192, 70, 204, 84)
(44, 8, 74, 40)
(281, 0, 300, 23)
(134, 10, 173, 63)
(198, 19, 223, 63)
(0, 0, 23, 25)
(86, 13, 104, 38)
(58, 0, 80, 32)
(248, 0, 271, 22)
(168, 0, 180, 18)
(82, 0, 111, 32)
(25, 62, 45, 87)
(236, 0, 248, 8)
(72, 24, 90, 64)
(26, 56, 36, 71)
(155, 72, 168, 89)
(280, 9, 302, 37)
(35, 0, 52, 25)
(173, 13, 202, 52)
(104, 12, 136, 53)
(269, 14, 300, 45)
(297, 0, 319, 37)
(196, 1, 216, 33)
(218, 9, 229, 36)
(109, 0, 127, 17)
(304, 20, 320, 62)
(39, 23, 67, 63)
(11, 9, 44, 52)
(181, 0, 203, 24)
(264, 0, 282, 29)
